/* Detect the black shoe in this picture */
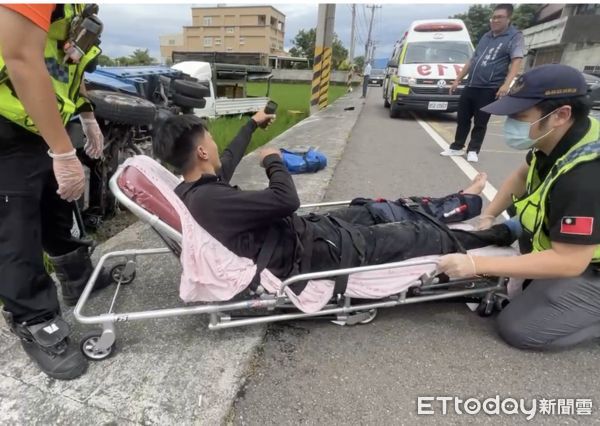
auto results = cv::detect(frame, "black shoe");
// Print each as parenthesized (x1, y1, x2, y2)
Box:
(2, 311, 88, 380)
(49, 247, 113, 306)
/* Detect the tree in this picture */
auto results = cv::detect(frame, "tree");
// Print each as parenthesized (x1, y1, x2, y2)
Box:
(353, 56, 365, 71)
(511, 4, 540, 30)
(128, 48, 156, 66)
(290, 28, 349, 69)
(97, 54, 115, 66)
(115, 56, 131, 66)
(451, 4, 541, 44)
(451, 5, 493, 44)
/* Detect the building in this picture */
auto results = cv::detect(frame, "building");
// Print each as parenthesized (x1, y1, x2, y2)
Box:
(159, 5, 286, 64)
(522, 4, 600, 74)
(159, 33, 184, 63)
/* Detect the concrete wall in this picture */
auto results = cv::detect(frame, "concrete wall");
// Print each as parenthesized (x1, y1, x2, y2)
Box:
(271, 69, 357, 84)
(561, 44, 600, 71)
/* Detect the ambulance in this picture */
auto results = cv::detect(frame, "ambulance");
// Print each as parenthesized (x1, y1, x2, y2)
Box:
(383, 19, 474, 117)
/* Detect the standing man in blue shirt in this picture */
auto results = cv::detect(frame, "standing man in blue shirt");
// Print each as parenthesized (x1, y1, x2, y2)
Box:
(441, 4, 525, 162)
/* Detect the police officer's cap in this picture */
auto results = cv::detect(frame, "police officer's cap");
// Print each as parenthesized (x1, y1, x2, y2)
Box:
(482, 64, 589, 116)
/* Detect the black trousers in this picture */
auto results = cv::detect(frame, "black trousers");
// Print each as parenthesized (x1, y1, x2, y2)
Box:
(307, 200, 513, 274)
(449, 86, 498, 154)
(0, 118, 83, 323)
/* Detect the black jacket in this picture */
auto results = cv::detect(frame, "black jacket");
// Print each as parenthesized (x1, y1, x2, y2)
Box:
(175, 120, 302, 278)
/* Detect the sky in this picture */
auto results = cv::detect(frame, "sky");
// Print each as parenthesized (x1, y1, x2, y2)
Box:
(97, 3, 470, 62)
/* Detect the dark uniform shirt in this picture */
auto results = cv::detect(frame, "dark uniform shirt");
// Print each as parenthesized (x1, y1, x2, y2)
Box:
(174, 120, 301, 279)
(525, 117, 600, 246)
(468, 25, 524, 89)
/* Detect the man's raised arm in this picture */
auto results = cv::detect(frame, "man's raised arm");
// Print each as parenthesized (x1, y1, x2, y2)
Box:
(219, 110, 275, 182)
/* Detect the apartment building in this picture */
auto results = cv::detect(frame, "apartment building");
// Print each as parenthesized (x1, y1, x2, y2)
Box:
(159, 33, 184, 63)
(522, 4, 600, 73)
(160, 5, 286, 63)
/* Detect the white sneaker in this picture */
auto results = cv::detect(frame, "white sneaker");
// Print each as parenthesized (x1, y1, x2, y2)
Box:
(440, 149, 463, 157)
(467, 151, 479, 162)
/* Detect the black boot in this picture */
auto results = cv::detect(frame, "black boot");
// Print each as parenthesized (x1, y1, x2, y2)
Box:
(49, 246, 112, 306)
(2, 309, 88, 380)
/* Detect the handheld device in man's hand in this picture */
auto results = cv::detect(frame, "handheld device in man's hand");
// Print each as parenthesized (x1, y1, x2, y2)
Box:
(260, 100, 278, 128)
(264, 100, 278, 114)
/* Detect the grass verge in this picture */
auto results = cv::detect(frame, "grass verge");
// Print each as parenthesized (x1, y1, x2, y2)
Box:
(208, 82, 347, 153)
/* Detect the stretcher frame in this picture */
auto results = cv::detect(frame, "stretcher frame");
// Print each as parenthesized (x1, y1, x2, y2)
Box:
(73, 165, 508, 360)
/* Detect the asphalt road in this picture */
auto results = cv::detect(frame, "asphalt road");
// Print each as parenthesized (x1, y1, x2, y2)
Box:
(231, 87, 600, 425)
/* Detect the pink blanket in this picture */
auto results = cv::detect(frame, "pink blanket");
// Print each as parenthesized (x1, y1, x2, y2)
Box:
(118, 156, 519, 314)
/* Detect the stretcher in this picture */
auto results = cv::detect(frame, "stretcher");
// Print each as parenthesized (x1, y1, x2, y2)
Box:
(73, 156, 516, 360)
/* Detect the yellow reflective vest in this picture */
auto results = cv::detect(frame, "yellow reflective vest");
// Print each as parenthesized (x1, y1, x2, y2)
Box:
(0, 4, 101, 134)
(514, 117, 600, 262)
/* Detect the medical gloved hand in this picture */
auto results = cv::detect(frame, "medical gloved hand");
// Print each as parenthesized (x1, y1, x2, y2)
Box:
(50, 149, 86, 202)
(437, 253, 478, 279)
(80, 117, 104, 159)
(476, 215, 496, 230)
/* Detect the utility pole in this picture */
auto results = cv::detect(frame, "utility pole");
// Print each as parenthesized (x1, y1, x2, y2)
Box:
(364, 4, 381, 64)
(370, 42, 377, 64)
(310, 4, 336, 115)
(349, 4, 356, 64)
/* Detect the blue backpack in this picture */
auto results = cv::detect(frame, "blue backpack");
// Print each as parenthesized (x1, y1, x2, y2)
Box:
(280, 148, 328, 174)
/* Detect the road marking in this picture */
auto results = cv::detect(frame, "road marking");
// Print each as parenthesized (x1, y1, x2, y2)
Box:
(480, 149, 522, 155)
(412, 113, 508, 219)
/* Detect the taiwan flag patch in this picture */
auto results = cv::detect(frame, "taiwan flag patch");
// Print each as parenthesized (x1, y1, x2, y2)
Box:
(560, 216, 594, 236)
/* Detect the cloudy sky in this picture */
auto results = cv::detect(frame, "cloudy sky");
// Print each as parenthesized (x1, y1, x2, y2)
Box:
(98, 3, 470, 62)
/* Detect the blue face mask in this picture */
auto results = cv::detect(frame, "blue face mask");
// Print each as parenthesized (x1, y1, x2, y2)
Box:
(503, 110, 557, 150)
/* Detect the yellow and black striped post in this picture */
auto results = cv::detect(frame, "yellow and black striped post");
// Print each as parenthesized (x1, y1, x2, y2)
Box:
(310, 46, 333, 111)
(310, 4, 336, 115)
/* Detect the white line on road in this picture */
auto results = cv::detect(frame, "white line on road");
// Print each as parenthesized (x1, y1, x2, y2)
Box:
(412, 113, 509, 219)
(480, 149, 523, 155)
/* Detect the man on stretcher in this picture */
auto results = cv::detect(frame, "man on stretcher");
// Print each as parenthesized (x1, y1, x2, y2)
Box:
(153, 111, 519, 293)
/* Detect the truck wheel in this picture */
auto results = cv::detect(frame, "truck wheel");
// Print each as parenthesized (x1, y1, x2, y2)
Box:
(172, 80, 211, 99)
(172, 92, 207, 109)
(88, 90, 157, 126)
(389, 102, 400, 118)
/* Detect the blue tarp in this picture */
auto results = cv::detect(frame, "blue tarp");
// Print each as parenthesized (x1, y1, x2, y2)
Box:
(84, 65, 182, 95)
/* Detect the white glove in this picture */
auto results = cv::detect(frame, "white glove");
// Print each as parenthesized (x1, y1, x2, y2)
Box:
(437, 253, 478, 279)
(476, 215, 496, 230)
(80, 117, 104, 159)
(49, 149, 86, 202)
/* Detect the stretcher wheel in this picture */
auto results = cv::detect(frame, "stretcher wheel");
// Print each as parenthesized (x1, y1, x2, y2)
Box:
(80, 330, 114, 361)
(476, 293, 495, 317)
(110, 263, 136, 285)
(359, 309, 378, 324)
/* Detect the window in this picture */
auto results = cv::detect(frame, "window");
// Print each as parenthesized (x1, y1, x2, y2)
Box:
(239, 37, 245, 45)
(203, 37, 212, 47)
(403, 41, 473, 64)
(215, 38, 222, 45)
(168, 39, 175, 45)
(226, 27, 235, 34)
(203, 16, 212, 26)
(258, 15, 266, 25)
